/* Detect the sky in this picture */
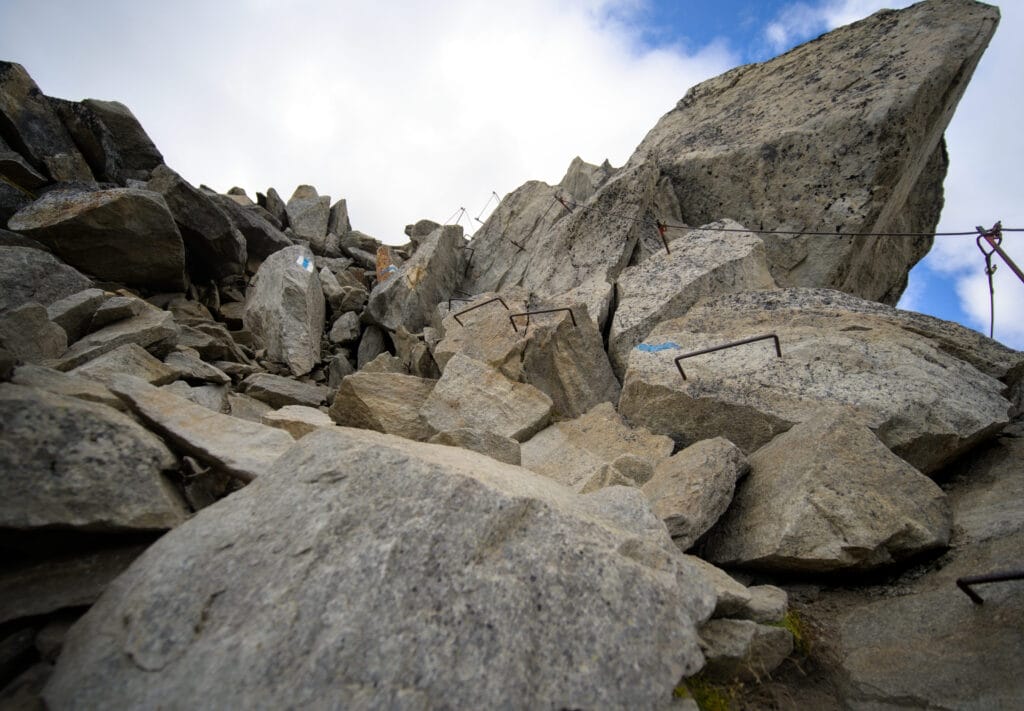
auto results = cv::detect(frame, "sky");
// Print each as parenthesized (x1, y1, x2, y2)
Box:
(1, 0, 1021, 348)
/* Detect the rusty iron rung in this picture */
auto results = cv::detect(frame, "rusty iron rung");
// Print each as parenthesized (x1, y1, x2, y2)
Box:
(452, 296, 510, 326)
(508, 308, 576, 333)
(956, 568, 1024, 604)
(675, 334, 782, 380)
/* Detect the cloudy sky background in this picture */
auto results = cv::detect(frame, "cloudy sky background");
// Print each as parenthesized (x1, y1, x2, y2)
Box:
(1, 0, 1021, 347)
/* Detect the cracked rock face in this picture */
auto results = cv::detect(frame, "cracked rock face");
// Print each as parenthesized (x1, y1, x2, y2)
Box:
(45, 427, 715, 710)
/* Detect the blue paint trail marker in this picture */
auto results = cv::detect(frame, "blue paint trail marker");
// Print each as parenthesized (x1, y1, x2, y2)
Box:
(635, 342, 681, 353)
(296, 255, 314, 272)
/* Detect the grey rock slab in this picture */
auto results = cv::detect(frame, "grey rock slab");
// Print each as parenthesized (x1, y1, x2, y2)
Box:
(329, 371, 436, 441)
(521, 402, 673, 491)
(226, 392, 273, 423)
(70, 342, 177, 387)
(365, 224, 465, 333)
(0, 61, 94, 182)
(0, 133, 47, 190)
(0, 302, 67, 363)
(238, 372, 328, 409)
(45, 288, 107, 343)
(0, 544, 149, 625)
(261, 405, 335, 439)
(609, 220, 776, 377)
(0, 246, 92, 315)
(420, 353, 552, 442)
(0, 383, 185, 530)
(109, 375, 294, 483)
(698, 619, 793, 683)
(148, 165, 246, 280)
(328, 310, 360, 344)
(243, 245, 324, 376)
(160, 381, 229, 413)
(625, 0, 999, 304)
(701, 412, 952, 573)
(327, 198, 351, 236)
(89, 294, 144, 329)
(45, 426, 714, 710)
(642, 437, 749, 551)
(264, 187, 288, 227)
(212, 193, 292, 263)
(10, 363, 124, 410)
(361, 352, 406, 374)
(284, 184, 330, 242)
(8, 187, 186, 290)
(52, 304, 178, 371)
(356, 323, 387, 369)
(163, 351, 231, 385)
(176, 321, 250, 365)
(428, 428, 522, 466)
(78, 98, 164, 182)
(678, 555, 787, 623)
(618, 288, 1011, 472)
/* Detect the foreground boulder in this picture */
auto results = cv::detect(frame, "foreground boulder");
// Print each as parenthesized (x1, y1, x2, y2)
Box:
(7, 188, 186, 290)
(619, 289, 1011, 473)
(243, 245, 324, 376)
(46, 426, 715, 709)
(701, 413, 952, 572)
(624, 0, 999, 304)
(0, 383, 186, 530)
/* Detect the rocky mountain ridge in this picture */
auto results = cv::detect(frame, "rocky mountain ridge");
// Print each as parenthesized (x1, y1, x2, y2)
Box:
(1, 1, 1021, 709)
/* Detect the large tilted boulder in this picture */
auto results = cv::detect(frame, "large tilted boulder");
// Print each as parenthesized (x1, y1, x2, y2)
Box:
(0, 61, 94, 183)
(7, 188, 186, 290)
(701, 412, 952, 572)
(618, 289, 1011, 473)
(0, 383, 186, 530)
(0, 247, 92, 314)
(45, 426, 715, 710)
(608, 220, 776, 376)
(365, 224, 465, 333)
(435, 292, 620, 419)
(328, 371, 437, 441)
(52, 301, 178, 371)
(243, 245, 324, 376)
(284, 185, 330, 243)
(624, 0, 999, 304)
(520, 402, 674, 491)
(211, 193, 292, 264)
(420, 354, 552, 442)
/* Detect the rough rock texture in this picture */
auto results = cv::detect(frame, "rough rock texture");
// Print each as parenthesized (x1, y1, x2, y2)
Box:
(625, 0, 999, 304)
(0, 247, 92, 314)
(698, 619, 794, 683)
(0, 62, 94, 183)
(463, 159, 656, 327)
(609, 221, 776, 376)
(0, 134, 47, 190)
(0, 544, 148, 625)
(70, 343, 177, 387)
(428, 428, 522, 466)
(328, 310, 360, 344)
(227, 392, 273, 423)
(261, 405, 335, 439)
(642, 437, 749, 552)
(284, 185, 330, 242)
(365, 225, 465, 333)
(161, 381, 229, 413)
(8, 188, 186, 290)
(0, 302, 67, 363)
(212, 193, 292, 264)
(521, 402, 674, 491)
(436, 293, 621, 420)
(89, 295, 144, 330)
(619, 289, 1011, 472)
(46, 426, 715, 710)
(239, 372, 328, 409)
(52, 302, 178, 371)
(243, 245, 324, 376)
(702, 413, 952, 572)
(356, 324, 388, 368)
(147, 165, 246, 280)
(0, 383, 185, 530)
(76, 98, 164, 183)
(109, 375, 294, 483)
(45, 288, 107, 343)
(420, 354, 552, 442)
(328, 371, 436, 441)
(163, 351, 230, 385)
(680, 555, 788, 623)
(10, 363, 124, 410)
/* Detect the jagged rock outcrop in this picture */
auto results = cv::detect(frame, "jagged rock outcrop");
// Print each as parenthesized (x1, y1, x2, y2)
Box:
(0, 383, 186, 530)
(625, 0, 998, 304)
(619, 289, 1012, 473)
(702, 413, 952, 572)
(243, 245, 324, 376)
(45, 426, 715, 710)
(7, 188, 186, 290)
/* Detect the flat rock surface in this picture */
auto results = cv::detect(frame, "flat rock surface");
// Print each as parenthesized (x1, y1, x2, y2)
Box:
(46, 426, 715, 710)
(109, 375, 294, 483)
(618, 289, 1011, 472)
(239, 372, 328, 409)
(261, 405, 335, 439)
(328, 371, 436, 441)
(70, 342, 177, 387)
(0, 383, 185, 530)
(10, 363, 124, 410)
(0, 246, 92, 314)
